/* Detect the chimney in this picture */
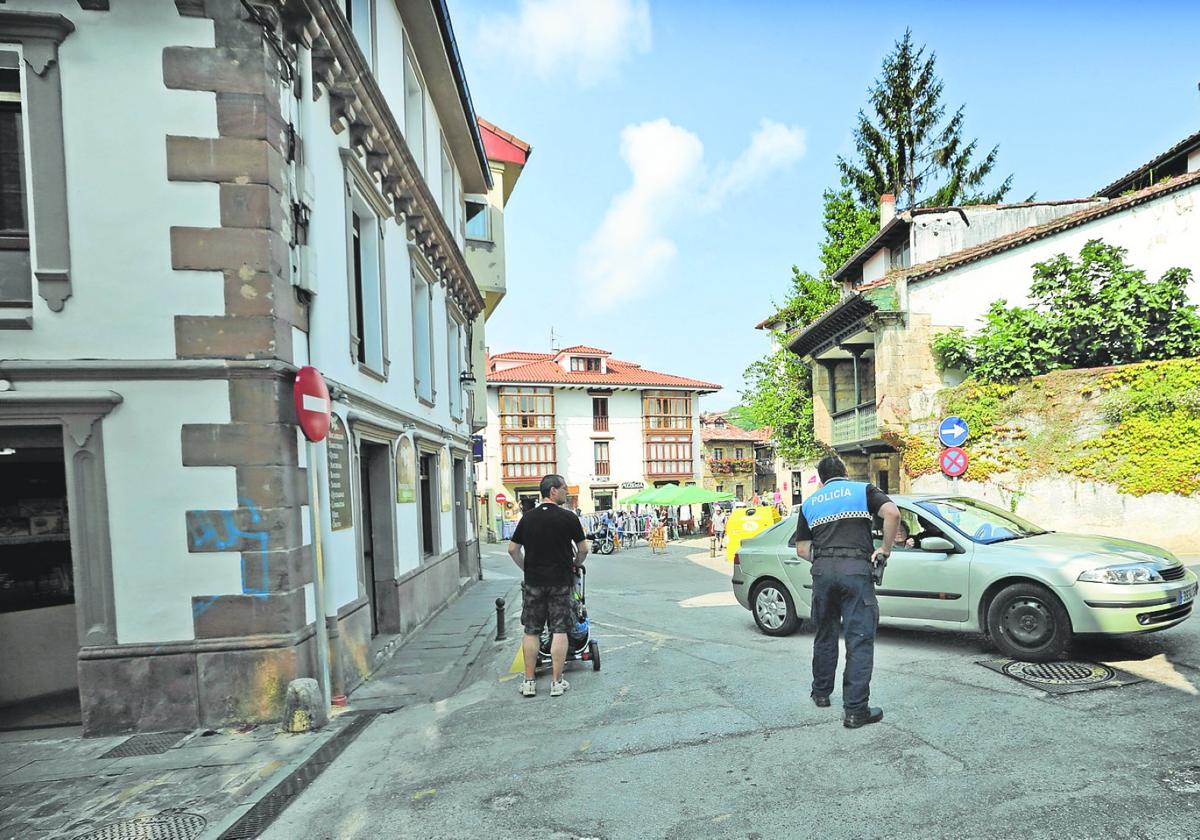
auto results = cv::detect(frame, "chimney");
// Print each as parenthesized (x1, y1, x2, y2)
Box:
(879, 193, 896, 226)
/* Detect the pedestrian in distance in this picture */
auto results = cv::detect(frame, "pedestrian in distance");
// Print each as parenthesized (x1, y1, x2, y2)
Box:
(507, 474, 589, 698)
(712, 505, 727, 550)
(794, 454, 900, 728)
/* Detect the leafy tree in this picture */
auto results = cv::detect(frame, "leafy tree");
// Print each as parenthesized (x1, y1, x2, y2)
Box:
(741, 349, 819, 463)
(838, 29, 1012, 209)
(819, 183, 879, 279)
(931, 241, 1200, 382)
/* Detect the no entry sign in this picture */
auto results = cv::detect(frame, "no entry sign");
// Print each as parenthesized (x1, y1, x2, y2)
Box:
(939, 446, 969, 478)
(293, 366, 332, 443)
(495, 492, 508, 505)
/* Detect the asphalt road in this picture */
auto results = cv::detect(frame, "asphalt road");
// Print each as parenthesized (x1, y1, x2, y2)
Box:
(262, 542, 1200, 840)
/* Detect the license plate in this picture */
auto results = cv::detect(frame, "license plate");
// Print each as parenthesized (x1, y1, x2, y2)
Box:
(1178, 583, 1198, 606)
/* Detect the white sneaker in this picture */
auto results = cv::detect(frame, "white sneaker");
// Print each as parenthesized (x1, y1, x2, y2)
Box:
(519, 679, 536, 697)
(550, 679, 570, 697)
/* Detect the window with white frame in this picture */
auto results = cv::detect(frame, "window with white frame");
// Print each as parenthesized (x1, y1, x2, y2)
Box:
(412, 267, 434, 403)
(343, 152, 389, 376)
(344, 0, 374, 68)
(0, 51, 30, 323)
(465, 200, 490, 241)
(440, 142, 454, 225)
(447, 313, 464, 419)
(403, 47, 426, 174)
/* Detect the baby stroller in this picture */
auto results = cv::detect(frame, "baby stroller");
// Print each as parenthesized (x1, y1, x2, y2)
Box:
(537, 566, 600, 672)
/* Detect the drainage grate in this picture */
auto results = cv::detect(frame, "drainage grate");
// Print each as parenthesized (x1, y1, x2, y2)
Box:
(99, 731, 188, 759)
(70, 811, 206, 840)
(978, 659, 1145, 694)
(217, 712, 379, 840)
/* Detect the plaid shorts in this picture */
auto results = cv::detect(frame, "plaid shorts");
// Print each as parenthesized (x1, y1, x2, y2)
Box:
(521, 584, 573, 635)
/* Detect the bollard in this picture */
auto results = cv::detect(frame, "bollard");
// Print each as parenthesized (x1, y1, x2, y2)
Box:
(709, 536, 717, 558)
(495, 597, 506, 641)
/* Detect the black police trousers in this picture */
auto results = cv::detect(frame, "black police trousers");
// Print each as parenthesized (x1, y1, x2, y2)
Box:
(810, 571, 879, 714)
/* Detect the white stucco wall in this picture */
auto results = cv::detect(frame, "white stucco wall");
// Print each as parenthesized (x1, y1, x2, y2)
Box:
(907, 185, 1200, 332)
(5, 2, 222, 360)
(909, 202, 1098, 266)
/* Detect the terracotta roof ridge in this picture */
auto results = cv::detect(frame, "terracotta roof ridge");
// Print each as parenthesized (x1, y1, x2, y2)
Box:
(477, 116, 531, 152)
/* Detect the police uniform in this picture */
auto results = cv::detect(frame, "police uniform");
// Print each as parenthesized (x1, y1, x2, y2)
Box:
(794, 477, 892, 716)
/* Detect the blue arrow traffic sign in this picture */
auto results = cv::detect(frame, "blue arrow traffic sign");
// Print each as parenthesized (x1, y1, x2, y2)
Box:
(938, 415, 969, 447)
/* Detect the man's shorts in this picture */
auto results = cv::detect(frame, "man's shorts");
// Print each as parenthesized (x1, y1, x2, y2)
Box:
(521, 584, 573, 635)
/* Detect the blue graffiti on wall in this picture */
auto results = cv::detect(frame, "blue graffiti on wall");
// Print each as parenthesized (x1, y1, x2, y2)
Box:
(189, 497, 271, 618)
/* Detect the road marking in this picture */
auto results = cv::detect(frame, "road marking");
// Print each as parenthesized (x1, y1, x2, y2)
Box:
(679, 591, 739, 608)
(579, 740, 591, 753)
(412, 788, 437, 801)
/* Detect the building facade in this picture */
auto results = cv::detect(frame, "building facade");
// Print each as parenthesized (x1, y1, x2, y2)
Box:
(699, 413, 764, 501)
(783, 133, 1200, 491)
(0, 0, 494, 735)
(482, 346, 718, 523)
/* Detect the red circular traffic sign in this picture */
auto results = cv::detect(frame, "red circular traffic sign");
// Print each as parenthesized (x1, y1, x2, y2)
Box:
(940, 446, 969, 477)
(293, 366, 331, 443)
(495, 492, 508, 505)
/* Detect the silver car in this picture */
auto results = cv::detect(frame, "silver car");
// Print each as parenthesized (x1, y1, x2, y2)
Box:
(731, 495, 1198, 662)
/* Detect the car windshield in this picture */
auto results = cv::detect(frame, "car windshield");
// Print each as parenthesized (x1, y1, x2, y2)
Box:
(915, 498, 1048, 545)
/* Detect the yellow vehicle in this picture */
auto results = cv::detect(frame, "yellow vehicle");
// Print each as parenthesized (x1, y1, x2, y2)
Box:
(726, 505, 781, 562)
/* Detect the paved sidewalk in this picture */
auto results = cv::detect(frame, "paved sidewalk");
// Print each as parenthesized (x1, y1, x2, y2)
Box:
(0, 544, 521, 840)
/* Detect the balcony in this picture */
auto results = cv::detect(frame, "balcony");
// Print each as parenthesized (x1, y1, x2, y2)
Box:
(831, 403, 878, 446)
(593, 415, 609, 432)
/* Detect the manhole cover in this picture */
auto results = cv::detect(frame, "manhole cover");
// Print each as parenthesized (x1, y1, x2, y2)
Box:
(1002, 660, 1114, 685)
(977, 659, 1145, 694)
(71, 812, 206, 840)
(100, 731, 187, 759)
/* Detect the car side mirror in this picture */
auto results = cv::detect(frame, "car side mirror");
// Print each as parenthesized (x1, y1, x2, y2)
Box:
(922, 536, 957, 553)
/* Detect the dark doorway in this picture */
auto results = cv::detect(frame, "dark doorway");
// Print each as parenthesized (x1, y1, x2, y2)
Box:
(419, 452, 437, 558)
(0, 426, 81, 730)
(877, 469, 889, 494)
(453, 458, 469, 579)
(358, 441, 394, 637)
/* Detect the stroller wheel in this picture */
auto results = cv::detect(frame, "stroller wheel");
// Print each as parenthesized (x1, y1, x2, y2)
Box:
(588, 640, 601, 672)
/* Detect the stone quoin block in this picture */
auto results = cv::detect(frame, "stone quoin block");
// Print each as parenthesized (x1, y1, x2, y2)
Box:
(174, 314, 283, 360)
(185, 503, 304, 554)
(236, 465, 308, 509)
(163, 46, 271, 96)
(222, 270, 284, 318)
(166, 136, 285, 192)
(220, 183, 285, 230)
(192, 588, 307, 639)
(229, 377, 296, 424)
(170, 226, 288, 275)
(240, 544, 314, 595)
(216, 92, 287, 151)
(182, 421, 299, 468)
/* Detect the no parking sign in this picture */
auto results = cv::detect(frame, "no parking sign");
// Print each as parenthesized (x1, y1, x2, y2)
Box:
(939, 446, 968, 477)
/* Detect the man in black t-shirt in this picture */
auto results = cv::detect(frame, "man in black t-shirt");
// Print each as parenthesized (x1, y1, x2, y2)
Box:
(794, 455, 900, 728)
(507, 474, 589, 698)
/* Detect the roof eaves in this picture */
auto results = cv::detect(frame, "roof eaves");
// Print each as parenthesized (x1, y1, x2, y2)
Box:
(1096, 128, 1200, 198)
(431, 0, 492, 190)
(830, 214, 911, 284)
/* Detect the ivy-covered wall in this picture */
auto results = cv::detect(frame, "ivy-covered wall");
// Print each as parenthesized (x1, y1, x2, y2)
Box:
(901, 358, 1200, 496)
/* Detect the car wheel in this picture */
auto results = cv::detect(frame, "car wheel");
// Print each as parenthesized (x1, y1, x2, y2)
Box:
(986, 582, 1072, 662)
(751, 580, 799, 637)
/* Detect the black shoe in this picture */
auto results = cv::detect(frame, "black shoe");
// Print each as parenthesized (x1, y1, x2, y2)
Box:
(810, 693, 831, 708)
(843, 707, 883, 728)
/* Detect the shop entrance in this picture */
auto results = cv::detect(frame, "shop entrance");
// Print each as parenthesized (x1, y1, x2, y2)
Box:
(358, 441, 394, 637)
(0, 426, 80, 730)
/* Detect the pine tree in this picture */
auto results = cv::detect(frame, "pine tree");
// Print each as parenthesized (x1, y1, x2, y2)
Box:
(839, 29, 1012, 209)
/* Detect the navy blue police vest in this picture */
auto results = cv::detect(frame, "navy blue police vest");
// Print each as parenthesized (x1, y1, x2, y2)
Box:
(801, 478, 871, 530)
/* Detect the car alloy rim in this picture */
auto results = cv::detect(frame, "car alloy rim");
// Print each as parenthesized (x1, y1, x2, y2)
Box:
(756, 587, 787, 630)
(1003, 596, 1054, 647)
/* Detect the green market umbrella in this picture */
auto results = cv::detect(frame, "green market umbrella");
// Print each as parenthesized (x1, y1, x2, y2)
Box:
(654, 485, 734, 505)
(621, 484, 677, 505)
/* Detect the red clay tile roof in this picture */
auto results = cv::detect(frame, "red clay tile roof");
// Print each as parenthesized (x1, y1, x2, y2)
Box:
(1097, 128, 1200, 198)
(477, 117, 531, 166)
(487, 353, 720, 391)
(859, 172, 1200, 291)
(557, 345, 612, 356)
(701, 424, 768, 443)
(491, 351, 553, 361)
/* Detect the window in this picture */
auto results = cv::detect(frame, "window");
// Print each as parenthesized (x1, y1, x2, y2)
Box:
(592, 397, 609, 432)
(593, 492, 613, 512)
(343, 153, 389, 376)
(735, 484, 744, 500)
(440, 142, 454, 225)
(403, 47, 426, 173)
(712, 447, 724, 460)
(890, 239, 910, 270)
(412, 269, 434, 403)
(465, 200, 490, 241)
(716, 483, 724, 493)
(571, 357, 601, 372)
(0, 52, 29, 325)
(643, 391, 693, 477)
(735, 448, 744, 459)
(344, 0, 374, 68)
(594, 441, 610, 477)
(418, 451, 438, 557)
(499, 387, 556, 481)
(447, 314, 463, 419)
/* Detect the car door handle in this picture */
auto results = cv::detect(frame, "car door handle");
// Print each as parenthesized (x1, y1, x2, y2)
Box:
(783, 558, 806, 565)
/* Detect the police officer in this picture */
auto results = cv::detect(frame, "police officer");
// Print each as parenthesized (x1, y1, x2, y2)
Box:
(794, 455, 900, 728)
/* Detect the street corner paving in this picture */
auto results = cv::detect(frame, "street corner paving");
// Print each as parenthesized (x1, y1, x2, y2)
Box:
(2, 1, 1200, 839)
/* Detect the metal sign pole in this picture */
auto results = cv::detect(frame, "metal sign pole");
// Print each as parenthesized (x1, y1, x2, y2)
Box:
(307, 438, 332, 709)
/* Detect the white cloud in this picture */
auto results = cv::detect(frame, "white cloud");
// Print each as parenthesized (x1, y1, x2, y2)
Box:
(580, 118, 807, 309)
(478, 0, 651, 86)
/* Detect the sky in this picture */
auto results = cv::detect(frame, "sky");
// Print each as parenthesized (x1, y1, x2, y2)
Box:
(449, 0, 1200, 410)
